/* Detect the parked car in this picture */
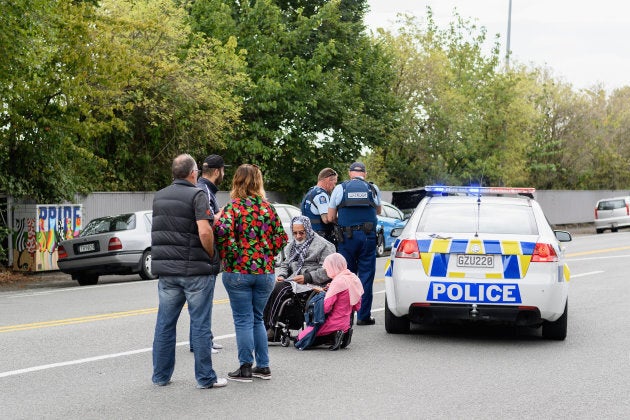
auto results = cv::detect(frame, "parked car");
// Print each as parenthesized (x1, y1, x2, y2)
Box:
(57, 210, 155, 286)
(594, 196, 630, 233)
(384, 186, 572, 340)
(376, 201, 407, 257)
(271, 203, 301, 264)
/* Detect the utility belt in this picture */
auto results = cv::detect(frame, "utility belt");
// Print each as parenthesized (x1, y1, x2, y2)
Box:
(333, 222, 375, 243)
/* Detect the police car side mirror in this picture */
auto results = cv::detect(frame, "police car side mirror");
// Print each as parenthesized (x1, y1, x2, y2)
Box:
(554, 230, 572, 242)
(391, 228, 404, 238)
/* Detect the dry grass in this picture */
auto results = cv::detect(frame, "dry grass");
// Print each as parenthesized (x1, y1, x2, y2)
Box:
(0, 269, 36, 286)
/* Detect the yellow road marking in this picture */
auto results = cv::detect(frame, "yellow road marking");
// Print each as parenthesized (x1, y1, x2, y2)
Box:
(0, 298, 231, 333)
(566, 246, 630, 257)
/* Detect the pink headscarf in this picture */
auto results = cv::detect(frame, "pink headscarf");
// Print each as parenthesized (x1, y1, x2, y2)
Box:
(323, 253, 363, 306)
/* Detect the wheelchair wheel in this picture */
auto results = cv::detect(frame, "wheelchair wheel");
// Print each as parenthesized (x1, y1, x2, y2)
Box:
(280, 335, 291, 347)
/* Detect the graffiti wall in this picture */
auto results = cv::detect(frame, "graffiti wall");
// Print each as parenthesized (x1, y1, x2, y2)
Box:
(12, 204, 82, 272)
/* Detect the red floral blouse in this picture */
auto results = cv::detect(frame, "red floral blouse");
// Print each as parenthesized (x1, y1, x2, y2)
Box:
(215, 196, 288, 274)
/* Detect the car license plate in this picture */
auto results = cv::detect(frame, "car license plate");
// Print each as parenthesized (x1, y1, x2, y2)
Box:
(456, 254, 494, 268)
(78, 243, 96, 253)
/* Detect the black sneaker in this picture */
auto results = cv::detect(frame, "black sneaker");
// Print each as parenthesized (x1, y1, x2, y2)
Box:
(329, 330, 345, 351)
(252, 366, 272, 380)
(340, 328, 353, 349)
(356, 317, 375, 326)
(227, 364, 252, 382)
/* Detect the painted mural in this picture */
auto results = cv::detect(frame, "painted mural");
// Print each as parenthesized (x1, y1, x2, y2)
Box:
(12, 204, 82, 272)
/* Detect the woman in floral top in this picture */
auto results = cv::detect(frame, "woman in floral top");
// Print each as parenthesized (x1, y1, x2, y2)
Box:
(215, 164, 288, 382)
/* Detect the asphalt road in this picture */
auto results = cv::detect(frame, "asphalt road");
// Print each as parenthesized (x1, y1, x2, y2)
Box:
(1, 232, 630, 419)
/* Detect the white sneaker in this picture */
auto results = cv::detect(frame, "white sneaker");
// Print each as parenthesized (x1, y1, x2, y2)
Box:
(212, 347, 219, 354)
(212, 342, 223, 350)
(197, 378, 227, 389)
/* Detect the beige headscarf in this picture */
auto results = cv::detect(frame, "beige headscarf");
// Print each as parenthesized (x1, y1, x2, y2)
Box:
(323, 253, 363, 306)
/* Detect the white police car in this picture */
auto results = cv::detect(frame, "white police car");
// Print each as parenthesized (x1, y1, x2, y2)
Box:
(384, 186, 572, 340)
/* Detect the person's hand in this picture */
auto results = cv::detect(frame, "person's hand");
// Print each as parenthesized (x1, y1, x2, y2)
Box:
(312, 286, 324, 293)
(276, 276, 285, 282)
(293, 275, 305, 284)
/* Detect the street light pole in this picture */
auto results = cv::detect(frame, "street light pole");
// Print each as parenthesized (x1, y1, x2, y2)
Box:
(506, 0, 512, 69)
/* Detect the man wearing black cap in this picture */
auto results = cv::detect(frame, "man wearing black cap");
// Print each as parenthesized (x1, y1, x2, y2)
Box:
(198, 154, 230, 223)
(190, 154, 229, 354)
(328, 162, 382, 325)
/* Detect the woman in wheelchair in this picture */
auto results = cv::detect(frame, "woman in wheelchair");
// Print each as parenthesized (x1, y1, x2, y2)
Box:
(264, 215, 335, 343)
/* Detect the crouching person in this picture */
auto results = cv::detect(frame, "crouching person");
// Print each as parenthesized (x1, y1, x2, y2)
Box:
(295, 253, 363, 350)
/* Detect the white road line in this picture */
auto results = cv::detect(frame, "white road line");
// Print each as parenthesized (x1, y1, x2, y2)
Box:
(567, 254, 630, 261)
(570, 271, 604, 278)
(0, 333, 235, 379)
(4, 279, 159, 299)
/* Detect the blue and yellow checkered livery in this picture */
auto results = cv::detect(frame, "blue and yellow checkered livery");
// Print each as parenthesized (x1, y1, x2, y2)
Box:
(385, 238, 536, 280)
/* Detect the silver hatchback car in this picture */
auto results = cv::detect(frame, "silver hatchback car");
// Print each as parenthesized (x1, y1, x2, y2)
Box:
(57, 210, 155, 285)
(594, 196, 630, 233)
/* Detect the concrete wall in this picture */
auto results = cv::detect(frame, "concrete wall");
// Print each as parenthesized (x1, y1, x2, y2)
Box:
(76, 191, 285, 224)
(534, 190, 630, 225)
(77, 189, 629, 226)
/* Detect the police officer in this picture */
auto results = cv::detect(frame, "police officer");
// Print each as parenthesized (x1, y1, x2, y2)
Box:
(300, 167, 338, 246)
(328, 162, 381, 325)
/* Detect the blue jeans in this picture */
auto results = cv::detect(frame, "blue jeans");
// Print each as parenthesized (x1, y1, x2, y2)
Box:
(338, 229, 376, 321)
(152, 275, 218, 387)
(222, 272, 275, 367)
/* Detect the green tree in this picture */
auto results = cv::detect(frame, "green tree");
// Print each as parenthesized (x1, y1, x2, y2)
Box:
(370, 12, 540, 189)
(190, 0, 402, 200)
(90, 0, 249, 191)
(1, 0, 106, 202)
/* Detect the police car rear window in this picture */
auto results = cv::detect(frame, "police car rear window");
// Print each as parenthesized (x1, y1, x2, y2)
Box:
(417, 203, 538, 235)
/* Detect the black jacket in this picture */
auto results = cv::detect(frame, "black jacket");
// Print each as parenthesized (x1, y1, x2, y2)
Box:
(151, 179, 219, 276)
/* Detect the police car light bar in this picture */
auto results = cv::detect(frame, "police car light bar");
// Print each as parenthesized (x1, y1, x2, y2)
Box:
(425, 186, 536, 196)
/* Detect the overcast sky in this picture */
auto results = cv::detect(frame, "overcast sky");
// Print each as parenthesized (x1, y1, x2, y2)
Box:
(365, 0, 630, 91)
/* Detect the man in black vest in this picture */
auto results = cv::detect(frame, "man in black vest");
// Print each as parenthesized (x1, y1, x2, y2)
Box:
(328, 162, 382, 326)
(151, 154, 226, 389)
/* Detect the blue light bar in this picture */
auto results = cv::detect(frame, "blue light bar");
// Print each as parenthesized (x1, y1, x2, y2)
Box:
(425, 186, 535, 195)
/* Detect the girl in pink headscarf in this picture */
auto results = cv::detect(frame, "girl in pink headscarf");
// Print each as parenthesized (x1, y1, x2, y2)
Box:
(297, 253, 363, 349)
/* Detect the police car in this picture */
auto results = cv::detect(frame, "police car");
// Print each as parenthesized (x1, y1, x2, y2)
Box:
(384, 186, 572, 340)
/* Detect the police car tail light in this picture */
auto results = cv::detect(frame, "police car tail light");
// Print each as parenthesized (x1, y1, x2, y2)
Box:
(594, 207, 599, 219)
(395, 239, 420, 259)
(58, 245, 67, 260)
(530, 243, 557, 262)
(108, 237, 123, 251)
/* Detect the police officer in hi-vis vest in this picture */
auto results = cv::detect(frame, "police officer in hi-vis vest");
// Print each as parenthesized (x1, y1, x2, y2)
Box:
(328, 162, 381, 325)
(300, 167, 338, 247)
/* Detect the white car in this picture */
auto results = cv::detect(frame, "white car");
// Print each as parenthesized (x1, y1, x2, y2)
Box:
(271, 203, 302, 265)
(57, 210, 155, 286)
(384, 186, 572, 340)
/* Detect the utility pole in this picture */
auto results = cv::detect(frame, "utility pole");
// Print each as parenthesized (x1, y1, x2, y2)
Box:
(506, 0, 512, 69)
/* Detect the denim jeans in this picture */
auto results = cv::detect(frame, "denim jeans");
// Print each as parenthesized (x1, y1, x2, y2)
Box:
(222, 272, 275, 367)
(152, 275, 218, 387)
(338, 230, 376, 321)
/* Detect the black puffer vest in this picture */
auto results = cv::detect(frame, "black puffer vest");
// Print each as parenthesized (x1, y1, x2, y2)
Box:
(151, 179, 219, 276)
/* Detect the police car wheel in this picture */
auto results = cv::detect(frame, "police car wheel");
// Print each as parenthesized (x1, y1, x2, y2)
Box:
(384, 297, 410, 334)
(376, 233, 385, 257)
(542, 301, 568, 340)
